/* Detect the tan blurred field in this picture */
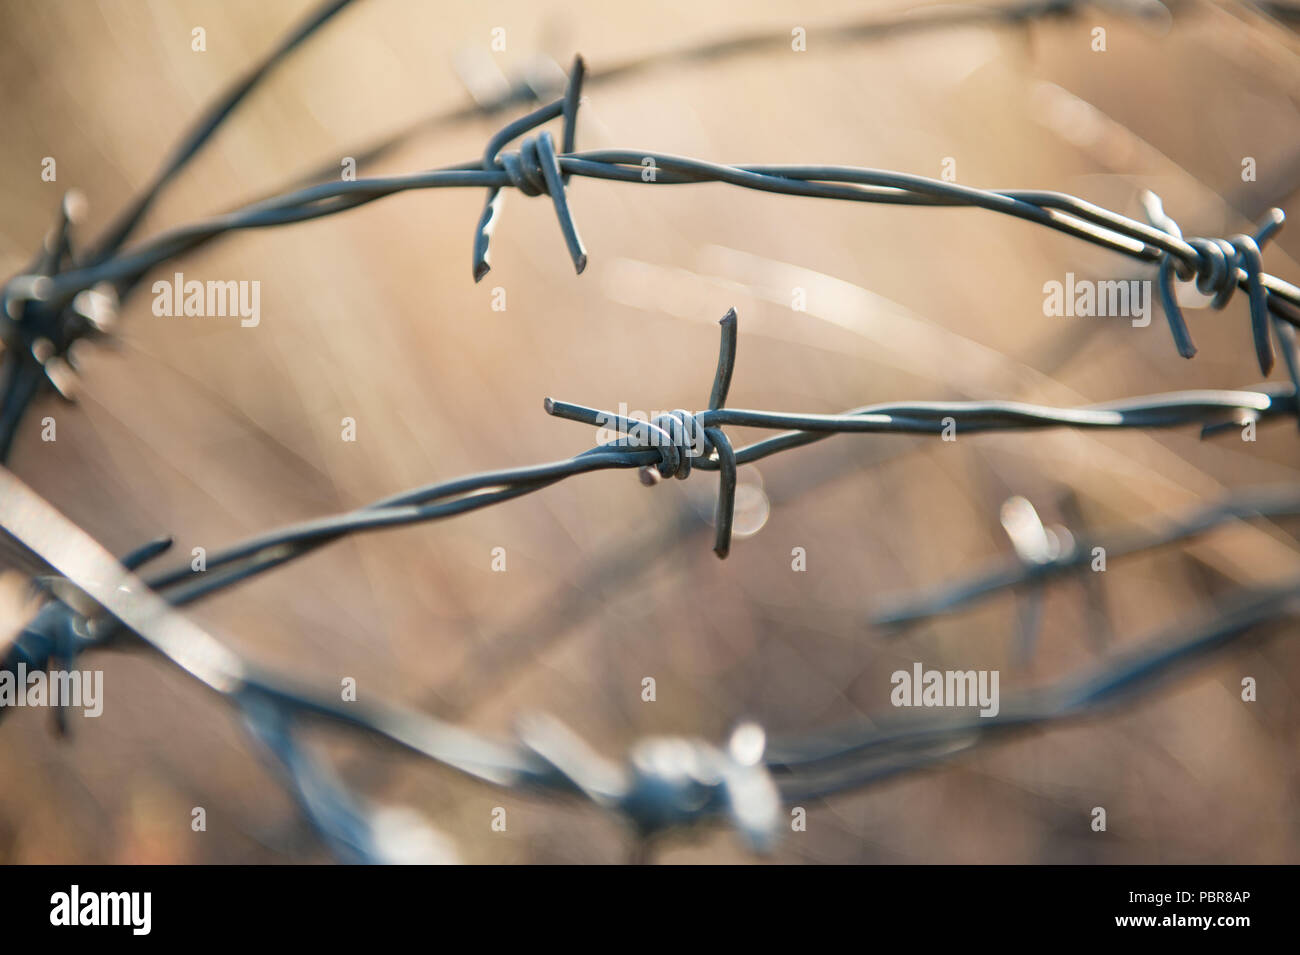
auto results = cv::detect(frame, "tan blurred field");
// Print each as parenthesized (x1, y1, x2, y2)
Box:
(1, 0, 1299, 863)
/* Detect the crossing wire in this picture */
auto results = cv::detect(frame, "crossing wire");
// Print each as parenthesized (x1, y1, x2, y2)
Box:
(2, 0, 1298, 860)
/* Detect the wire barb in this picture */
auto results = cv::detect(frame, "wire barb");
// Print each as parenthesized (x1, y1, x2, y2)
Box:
(545, 308, 1296, 560)
(11, 75, 1300, 455)
(1141, 191, 1286, 374)
(4, 465, 1296, 856)
(872, 487, 1300, 628)
(471, 56, 588, 281)
(5, 0, 1298, 864)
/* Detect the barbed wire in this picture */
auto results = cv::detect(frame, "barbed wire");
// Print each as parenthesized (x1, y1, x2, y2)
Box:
(0, 0, 1252, 461)
(275, 0, 1178, 198)
(2, 0, 1298, 862)
(4, 308, 1299, 856)
(4, 457, 1297, 856)
(89, 310, 1300, 594)
(16, 61, 1300, 364)
(873, 485, 1300, 627)
(4, 459, 1299, 856)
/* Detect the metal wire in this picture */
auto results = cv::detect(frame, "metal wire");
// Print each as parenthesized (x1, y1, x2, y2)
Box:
(15, 72, 1300, 361)
(0, 1, 1285, 459)
(71, 311, 1293, 598)
(2, 0, 1298, 861)
(873, 485, 1300, 627)
(4, 456, 1296, 856)
(4, 308, 1299, 854)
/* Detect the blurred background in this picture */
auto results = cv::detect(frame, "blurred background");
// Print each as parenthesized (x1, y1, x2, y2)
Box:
(1, 0, 1299, 863)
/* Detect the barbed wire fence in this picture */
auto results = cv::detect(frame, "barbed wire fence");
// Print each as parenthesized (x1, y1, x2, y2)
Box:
(2, 0, 1299, 862)
(0, 0, 1185, 459)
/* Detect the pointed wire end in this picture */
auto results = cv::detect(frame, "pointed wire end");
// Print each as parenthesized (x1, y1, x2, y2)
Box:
(473, 261, 491, 283)
(1200, 417, 1247, 441)
(120, 535, 174, 571)
(1254, 306, 1276, 377)
(560, 55, 586, 172)
(42, 357, 79, 403)
(573, 253, 588, 275)
(1138, 189, 1162, 220)
(713, 541, 730, 560)
(1257, 207, 1286, 245)
(708, 315, 739, 410)
(566, 55, 586, 111)
(1159, 273, 1196, 360)
(61, 189, 88, 225)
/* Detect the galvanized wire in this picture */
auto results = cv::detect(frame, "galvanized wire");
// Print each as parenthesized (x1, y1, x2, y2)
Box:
(873, 485, 1300, 627)
(2, 0, 1298, 861)
(16, 74, 1300, 367)
(4, 309, 1299, 852)
(4, 459, 1297, 856)
(0, 0, 1283, 458)
(73, 310, 1300, 593)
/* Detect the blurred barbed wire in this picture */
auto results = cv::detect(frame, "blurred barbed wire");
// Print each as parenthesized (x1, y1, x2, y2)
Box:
(3, 306, 1298, 858)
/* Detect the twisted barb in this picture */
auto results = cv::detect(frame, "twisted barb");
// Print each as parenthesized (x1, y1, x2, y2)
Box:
(6, 465, 1298, 856)
(11, 52, 1300, 459)
(544, 308, 1295, 561)
(872, 486, 1300, 628)
(472, 56, 588, 281)
(0, 192, 119, 459)
(1141, 191, 1290, 375)
(6, 0, 1294, 863)
(545, 308, 739, 557)
(0, 466, 781, 852)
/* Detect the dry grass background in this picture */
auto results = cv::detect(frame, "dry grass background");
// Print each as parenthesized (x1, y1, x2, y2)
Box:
(1, 0, 1299, 863)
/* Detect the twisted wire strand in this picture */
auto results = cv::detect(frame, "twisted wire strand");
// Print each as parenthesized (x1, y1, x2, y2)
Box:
(3, 0, 1296, 861)
(0, 0, 1151, 460)
(872, 486, 1300, 627)
(3, 462, 1295, 855)
(4, 7, 1296, 457)
(82, 0, 363, 266)
(3, 310, 1295, 855)
(25, 103, 1300, 330)
(766, 578, 1300, 800)
(81, 309, 1292, 606)
(248, 0, 1131, 214)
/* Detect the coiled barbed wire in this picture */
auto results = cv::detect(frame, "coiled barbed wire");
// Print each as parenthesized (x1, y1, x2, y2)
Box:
(4, 459, 1297, 858)
(3, 0, 1298, 862)
(0, 1, 1286, 460)
(14, 63, 1300, 361)
(56, 310, 1300, 602)
(4, 306, 1300, 857)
